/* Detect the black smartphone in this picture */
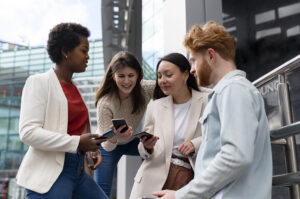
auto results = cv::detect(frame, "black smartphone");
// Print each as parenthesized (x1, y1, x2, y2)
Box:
(112, 118, 128, 133)
(134, 131, 153, 140)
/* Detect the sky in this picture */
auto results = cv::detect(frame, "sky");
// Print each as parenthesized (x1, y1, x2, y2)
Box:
(0, 0, 102, 47)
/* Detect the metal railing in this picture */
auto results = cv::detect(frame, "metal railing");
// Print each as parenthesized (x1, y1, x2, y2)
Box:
(254, 54, 300, 199)
(271, 122, 300, 141)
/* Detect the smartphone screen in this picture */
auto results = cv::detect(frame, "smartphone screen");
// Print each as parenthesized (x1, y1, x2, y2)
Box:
(93, 129, 115, 140)
(102, 129, 115, 139)
(112, 118, 128, 133)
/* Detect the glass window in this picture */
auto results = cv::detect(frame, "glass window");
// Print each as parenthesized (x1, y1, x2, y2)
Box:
(4, 151, 23, 169)
(0, 135, 7, 150)
(30, 54, 45, 60)
(143, 1, 154, 22)
(93, 70, 104, 76)
(29, 64, 45, 71)
(222, 0, 300, 81)
(15, 50, 29, 56)
(8, 136, 22, 151)
(2, 51, 15, 57)
(8, 118, 19, 134)
(143, 20, 155, 41)
(0, 105, 10, 117)
(153, 0, 164, 11)
(93, 48, 102, 54)
(14, 60, 29, 66)
(31, 48, 46, 54)
(0, 119, 8, 135)
(30, 59, 45, 65)
(0, 57, 14, 63)
(94, 41, 103, 47)
(9, 107, 20, 117)
(93, 59, 103, 64)
(93, 53, 103, 59)
(23, 143, 29, 152)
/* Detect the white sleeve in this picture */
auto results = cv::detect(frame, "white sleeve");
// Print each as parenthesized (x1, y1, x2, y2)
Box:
(19, 76, 80, 153)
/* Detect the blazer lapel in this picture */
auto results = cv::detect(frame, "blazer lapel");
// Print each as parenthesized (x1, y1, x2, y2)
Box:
(185, 89, 205, 141)
(49, 68, 68, 133)
(159, 96, 174, 169)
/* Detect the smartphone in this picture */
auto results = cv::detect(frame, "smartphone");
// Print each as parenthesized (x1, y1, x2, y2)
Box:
(86, 152, 94, 165)
(112, 118, 128, 133)
(134, 131, 153, 140)
(93, 129, 115, 140)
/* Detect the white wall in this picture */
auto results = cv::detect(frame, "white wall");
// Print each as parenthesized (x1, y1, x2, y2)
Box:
(163, 0, 187, 55)
(117, 156, 142, 199)
(163, 0, 222, 56)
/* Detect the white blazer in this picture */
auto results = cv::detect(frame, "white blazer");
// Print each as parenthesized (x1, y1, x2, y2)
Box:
(17, 69, 90, 194)
(130, 89, 210, 199)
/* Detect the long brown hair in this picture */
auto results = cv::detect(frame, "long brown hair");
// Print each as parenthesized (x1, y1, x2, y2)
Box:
(95, 51, 145, 114)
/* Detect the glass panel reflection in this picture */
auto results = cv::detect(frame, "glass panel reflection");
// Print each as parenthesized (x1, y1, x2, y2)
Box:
(222, 0, 300, 82)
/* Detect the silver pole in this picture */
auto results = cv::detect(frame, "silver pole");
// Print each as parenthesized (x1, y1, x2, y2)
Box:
(278, 74, 300, 199)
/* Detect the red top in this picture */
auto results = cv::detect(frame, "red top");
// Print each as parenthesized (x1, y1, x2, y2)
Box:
(60, 82, 89, 136)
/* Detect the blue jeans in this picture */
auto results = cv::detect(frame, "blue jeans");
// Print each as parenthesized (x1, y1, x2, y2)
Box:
(26, 150, 108, 199)
(94, 138, 140, 197)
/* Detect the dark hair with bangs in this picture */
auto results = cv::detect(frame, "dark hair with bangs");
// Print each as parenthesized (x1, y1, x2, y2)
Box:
(95, 51, 145, 114)
(47, 22, 90, 64)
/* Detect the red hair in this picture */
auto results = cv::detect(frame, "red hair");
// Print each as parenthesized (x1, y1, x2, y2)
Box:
(184, 21, 236, 61)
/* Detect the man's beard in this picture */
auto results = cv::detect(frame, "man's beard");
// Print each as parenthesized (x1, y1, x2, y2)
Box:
(196, 59, 212, 87)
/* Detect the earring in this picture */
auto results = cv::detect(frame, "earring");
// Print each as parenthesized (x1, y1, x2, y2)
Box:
(65, 55, 68, 59)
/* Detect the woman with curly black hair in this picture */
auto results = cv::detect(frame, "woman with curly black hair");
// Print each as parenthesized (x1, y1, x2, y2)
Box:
(16, 22, 108, 199)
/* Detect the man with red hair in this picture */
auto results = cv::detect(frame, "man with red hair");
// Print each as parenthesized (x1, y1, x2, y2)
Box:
(153, 21, 272, 199)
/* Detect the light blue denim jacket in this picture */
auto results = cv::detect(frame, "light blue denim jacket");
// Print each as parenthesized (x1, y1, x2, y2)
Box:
(176, 70, 272, 199)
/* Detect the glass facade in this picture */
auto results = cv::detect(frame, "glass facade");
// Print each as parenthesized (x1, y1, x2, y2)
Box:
(142, 0, 165, 71)
(222, 0, 300, 82)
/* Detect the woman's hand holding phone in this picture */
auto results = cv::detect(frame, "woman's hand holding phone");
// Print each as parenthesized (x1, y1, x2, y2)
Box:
(79, 133, 106, 152)
(141, 136, 159, 153)
(108, 125, 133, 143)
(86, 150, 102, 170)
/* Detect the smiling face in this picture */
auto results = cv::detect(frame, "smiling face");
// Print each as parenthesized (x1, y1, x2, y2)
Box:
(189, 50, 212, 87)
(157, 60, 188, 96)
(65, 36, 90, 73)
(113, 66, 138, 99)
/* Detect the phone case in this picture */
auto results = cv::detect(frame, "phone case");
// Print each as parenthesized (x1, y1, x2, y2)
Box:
(102, 129, 115, 139)
(134, 131, 153, 140)
(112, 118, 128, 133)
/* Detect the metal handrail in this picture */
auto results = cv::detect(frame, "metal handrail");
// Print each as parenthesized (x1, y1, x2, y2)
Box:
(270, 121, 300, 141)
(253, 54, 300, 87)
(273, 172, 300, 187)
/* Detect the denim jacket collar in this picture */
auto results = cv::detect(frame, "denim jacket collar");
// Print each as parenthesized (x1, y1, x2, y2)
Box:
(211, 70, 246, 96)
